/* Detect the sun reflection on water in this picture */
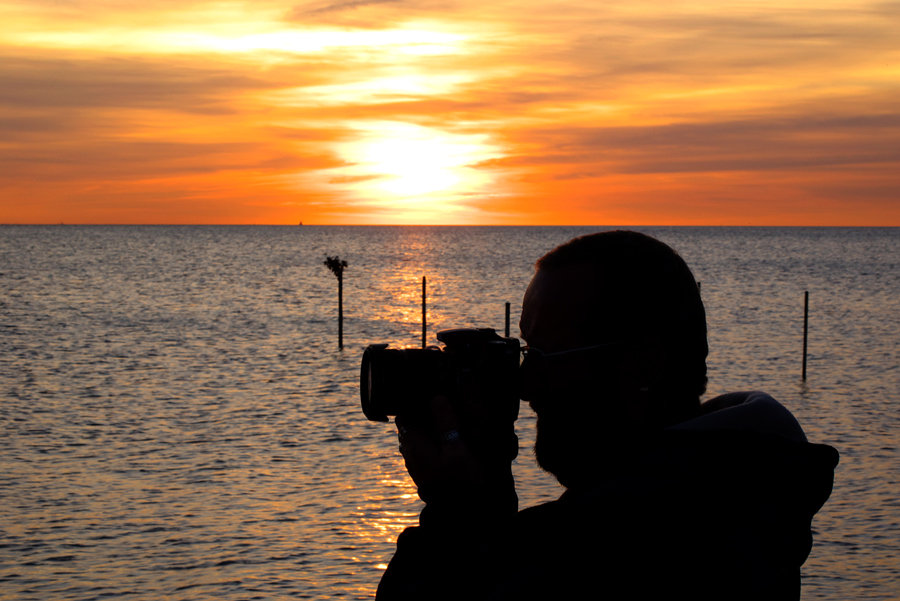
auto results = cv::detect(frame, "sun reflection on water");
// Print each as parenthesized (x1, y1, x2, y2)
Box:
(351, 456, 420, 549)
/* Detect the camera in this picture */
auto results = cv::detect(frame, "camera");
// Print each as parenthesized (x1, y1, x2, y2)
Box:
(359, 328, 521, 422)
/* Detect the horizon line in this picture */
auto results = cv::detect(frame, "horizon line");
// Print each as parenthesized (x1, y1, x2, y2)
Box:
(3, 223, 898, 228)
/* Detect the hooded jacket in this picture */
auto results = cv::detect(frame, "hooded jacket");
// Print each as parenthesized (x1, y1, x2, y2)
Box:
(377, 392, 839, 600)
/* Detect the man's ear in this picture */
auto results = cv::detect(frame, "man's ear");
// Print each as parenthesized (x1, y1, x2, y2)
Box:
(614, 336, 668, 426)
(636, 337, 667, 391)
(614, 336, 666, 389)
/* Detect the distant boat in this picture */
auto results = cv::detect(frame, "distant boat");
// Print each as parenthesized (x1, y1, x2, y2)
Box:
(298, 221, 303, 226)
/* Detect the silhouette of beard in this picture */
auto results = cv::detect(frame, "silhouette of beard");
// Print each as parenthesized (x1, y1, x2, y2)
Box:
(530, 383, 633, 491)
(531, 394, 604, 490)
(533, 409, 578, 487)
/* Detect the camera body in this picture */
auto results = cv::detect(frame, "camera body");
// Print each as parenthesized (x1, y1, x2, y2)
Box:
(360, 328, 521, 422)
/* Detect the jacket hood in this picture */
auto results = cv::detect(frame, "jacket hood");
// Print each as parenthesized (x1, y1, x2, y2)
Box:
(562, 427, 839, 588)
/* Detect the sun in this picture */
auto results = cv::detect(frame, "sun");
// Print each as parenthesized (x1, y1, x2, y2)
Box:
(333, 122, 502, 219)
(363, 136, 463, 196)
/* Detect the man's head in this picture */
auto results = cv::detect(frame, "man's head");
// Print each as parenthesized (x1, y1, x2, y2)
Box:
(519, 230, 707, 488)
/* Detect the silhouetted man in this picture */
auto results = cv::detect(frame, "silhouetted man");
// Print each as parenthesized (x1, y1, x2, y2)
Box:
(377, 230, 838, 600)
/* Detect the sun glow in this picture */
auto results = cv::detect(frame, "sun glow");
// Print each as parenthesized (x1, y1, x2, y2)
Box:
(4, 25, 466, 57)
(271, 73, 474, 107)
(329, 122, 502, 219)
(166, 29, 467, 55)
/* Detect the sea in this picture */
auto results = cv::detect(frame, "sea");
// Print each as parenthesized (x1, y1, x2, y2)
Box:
(1, 225, 898, 600)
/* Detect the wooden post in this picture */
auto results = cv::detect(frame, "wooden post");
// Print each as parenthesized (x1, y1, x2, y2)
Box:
(505, 302, 511, 338)
(323, 256, 348, 351)
(802, 291, 809, 380)
(422, 276, 427, 348)
(338, 275, 343, 350)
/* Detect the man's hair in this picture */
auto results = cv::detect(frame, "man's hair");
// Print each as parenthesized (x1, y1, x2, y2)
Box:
(537, 230, 708, 408)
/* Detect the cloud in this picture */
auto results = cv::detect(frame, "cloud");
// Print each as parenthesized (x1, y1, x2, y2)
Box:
(0, 49, 354, 190)
(0, 137, 345, 182)
(480, 107, 900, 175)
(0, 54, 312, 113)
(291, 0, 403, 17)
(2, 0, 899, 223)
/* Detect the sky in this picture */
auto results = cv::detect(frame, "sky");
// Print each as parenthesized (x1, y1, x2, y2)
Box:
(1, 0, 898, 225)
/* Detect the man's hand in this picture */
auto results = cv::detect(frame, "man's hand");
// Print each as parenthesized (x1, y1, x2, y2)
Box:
(396, 396, 484, 493)
(395, 395, 518, 512)
(378, 396, 518, 599)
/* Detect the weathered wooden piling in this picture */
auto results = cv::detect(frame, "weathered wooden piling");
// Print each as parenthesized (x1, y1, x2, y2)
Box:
(505, 302, 511, 338)
(802, 291, 809, 380)
(422, 276, 427, 348)
(323, 256, 348, 350)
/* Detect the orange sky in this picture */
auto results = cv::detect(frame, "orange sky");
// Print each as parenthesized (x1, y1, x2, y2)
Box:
(1, 0, 898, 225)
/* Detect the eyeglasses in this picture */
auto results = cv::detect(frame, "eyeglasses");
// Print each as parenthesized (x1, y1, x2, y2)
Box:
(520, 341, 620, 365)
(518, 341, 620, 401)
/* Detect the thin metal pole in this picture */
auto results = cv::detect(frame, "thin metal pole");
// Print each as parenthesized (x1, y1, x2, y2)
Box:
(505, 302, 511, 338)
(802, 291, 809, 380)
(422, 276, 427, 348)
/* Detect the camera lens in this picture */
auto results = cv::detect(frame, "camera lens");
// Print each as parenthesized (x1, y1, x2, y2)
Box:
(359, 344, 448, 422)
(360, 344, 390, 422)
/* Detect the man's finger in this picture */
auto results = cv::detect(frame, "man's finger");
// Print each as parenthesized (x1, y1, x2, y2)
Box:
(430, 395, 462, 444)
(431, 396, 478, 468)
(395, 416, 411, 445)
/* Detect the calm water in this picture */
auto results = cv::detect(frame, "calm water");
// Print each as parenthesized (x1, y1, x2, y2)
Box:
(1, 225, 898, 600)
